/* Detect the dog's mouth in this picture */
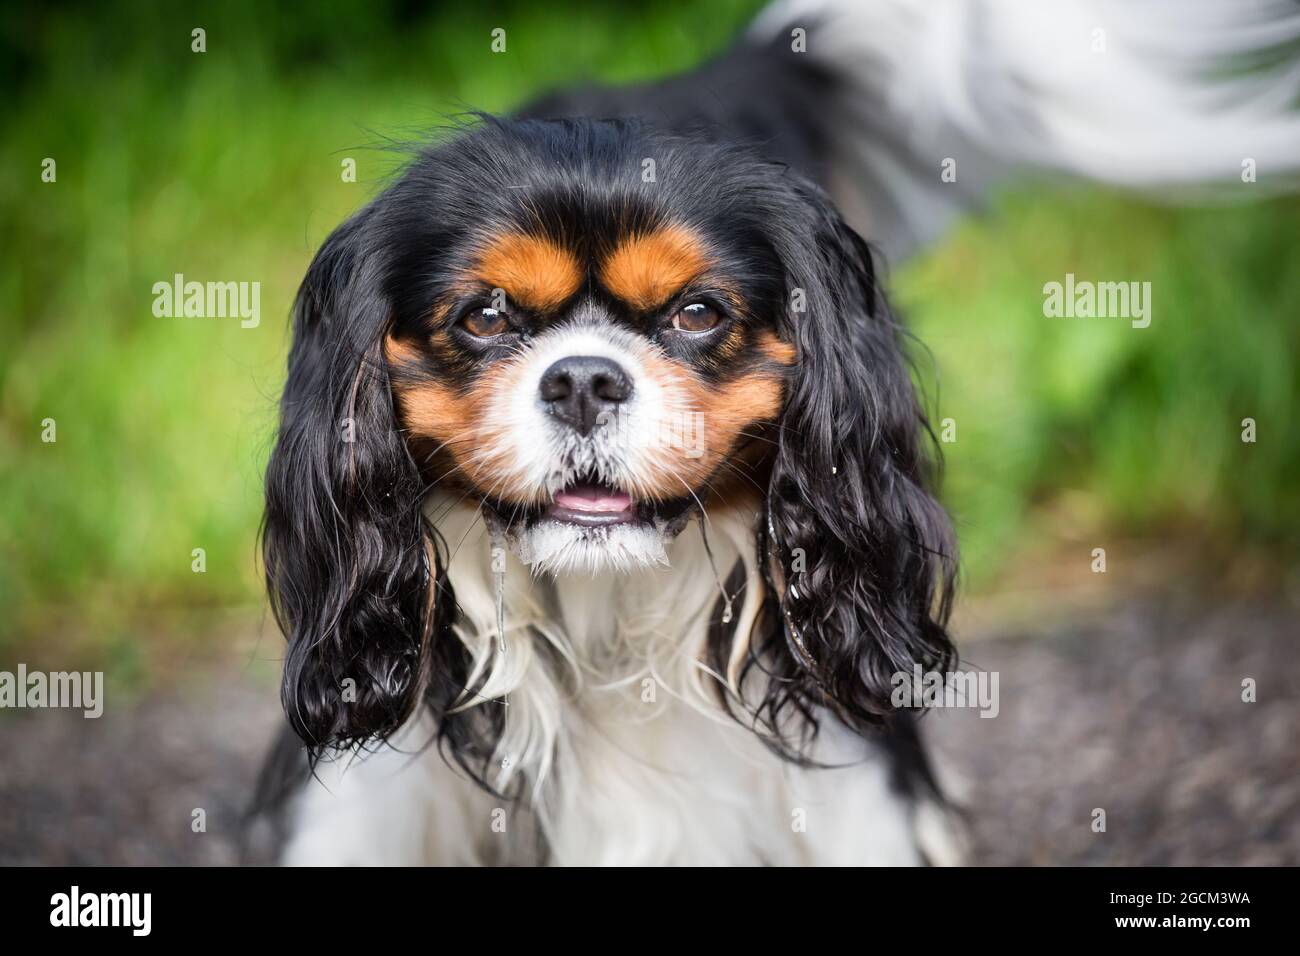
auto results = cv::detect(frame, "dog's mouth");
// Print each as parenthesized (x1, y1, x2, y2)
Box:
(547, 480, 637, 527)
(478, 472, 703, 573)
(487, 473, 697, 533)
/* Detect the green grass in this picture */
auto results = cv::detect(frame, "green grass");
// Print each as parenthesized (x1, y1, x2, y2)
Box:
(0, 0, 768, 653)
(900, 190, 1300, 580)
(2, 0, 1297, 659)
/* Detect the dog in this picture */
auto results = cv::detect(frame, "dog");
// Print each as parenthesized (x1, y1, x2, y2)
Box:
(256, 0, 1300, 864)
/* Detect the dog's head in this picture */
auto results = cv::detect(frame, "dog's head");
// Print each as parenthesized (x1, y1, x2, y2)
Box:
(264, 117, 955, 756)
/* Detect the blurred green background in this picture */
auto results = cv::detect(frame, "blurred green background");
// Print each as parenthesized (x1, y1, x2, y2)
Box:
(2, 0, 1297, 670)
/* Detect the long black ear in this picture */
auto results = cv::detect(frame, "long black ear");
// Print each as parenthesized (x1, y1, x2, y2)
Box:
(759, 184, 956, 742)
(262, 210, 432, 752)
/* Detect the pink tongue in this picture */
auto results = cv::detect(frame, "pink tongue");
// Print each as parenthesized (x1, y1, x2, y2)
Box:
(554, 483, 633, 513)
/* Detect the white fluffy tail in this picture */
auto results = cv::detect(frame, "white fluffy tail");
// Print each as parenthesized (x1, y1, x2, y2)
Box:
(753, 0, 1300, 259)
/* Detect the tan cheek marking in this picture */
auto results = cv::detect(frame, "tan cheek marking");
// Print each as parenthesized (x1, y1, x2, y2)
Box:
(386, 334, 540, 503)
(473, 233, 583, 313)
(635, 339, 793, 501)
(385, 335, 472, 442)
(600, 224, 712, 312)
(756, 330, 797, 366)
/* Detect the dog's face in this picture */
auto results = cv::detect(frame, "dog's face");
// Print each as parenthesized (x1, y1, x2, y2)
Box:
(381, 153, 797, 573)
(264, 118, 955, 755)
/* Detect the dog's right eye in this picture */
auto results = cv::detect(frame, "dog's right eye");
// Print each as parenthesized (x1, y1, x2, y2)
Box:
(459, 307, 511, 338)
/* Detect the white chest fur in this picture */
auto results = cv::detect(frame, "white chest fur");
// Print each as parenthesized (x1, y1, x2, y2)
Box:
(282, 501, 948, 865)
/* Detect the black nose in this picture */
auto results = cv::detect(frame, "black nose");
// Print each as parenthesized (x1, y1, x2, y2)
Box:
(538, 355, 633, 435)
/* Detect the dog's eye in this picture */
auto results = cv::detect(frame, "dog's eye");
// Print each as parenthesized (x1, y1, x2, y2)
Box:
(670, 303, 721, 333)
(460, 307, 511, 338)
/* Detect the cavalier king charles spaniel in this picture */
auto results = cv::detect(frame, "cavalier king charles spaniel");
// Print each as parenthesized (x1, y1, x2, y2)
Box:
(254, 0, 1300, 864)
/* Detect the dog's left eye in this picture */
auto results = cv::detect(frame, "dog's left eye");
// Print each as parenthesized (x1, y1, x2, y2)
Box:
(460, 307, 512, 338)
(670, 303, 721, 333)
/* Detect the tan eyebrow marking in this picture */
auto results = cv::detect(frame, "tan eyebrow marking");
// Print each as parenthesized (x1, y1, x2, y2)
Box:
(600, 224, 712, 312)
(471, 232, 583, 312)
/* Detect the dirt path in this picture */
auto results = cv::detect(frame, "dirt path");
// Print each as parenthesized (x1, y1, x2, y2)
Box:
(934, 594, 1299, 864)
(2, 594, 1296, 865)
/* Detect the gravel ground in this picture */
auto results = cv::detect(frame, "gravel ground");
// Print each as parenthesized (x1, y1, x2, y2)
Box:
(933, 593, 1300, 865)
(1, 593, 1296, 865)
(0, 671, 278, 866)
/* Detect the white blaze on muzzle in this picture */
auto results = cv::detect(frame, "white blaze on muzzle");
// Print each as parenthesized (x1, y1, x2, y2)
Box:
(483, 318, 694, 503)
